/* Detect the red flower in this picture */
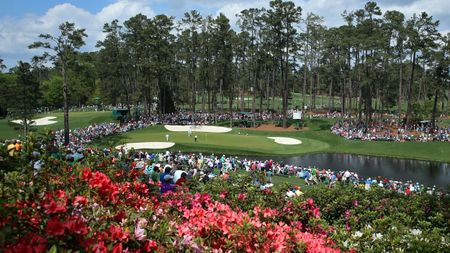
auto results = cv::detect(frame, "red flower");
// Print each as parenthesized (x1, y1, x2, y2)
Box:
(112, 243, 123, 253)
(238, 193, 247, 201)
(92, 241, 107, 253)
(109, 224, 129, 241)
(55, 189, 66, 199)
(45, 217, 65, 236)
(65, 217, 89, 235)
(5, 233, 47, 253)
(307, 198, 314, 206)
(82, 168, 92, 180)
(312, 208, 321, 219)
(44, 200, 67, 214)
(89, 171, 111, 188)
(144, 240, 158, 252)
(73, 196, 88, 206)
(114, 210, 127, 222)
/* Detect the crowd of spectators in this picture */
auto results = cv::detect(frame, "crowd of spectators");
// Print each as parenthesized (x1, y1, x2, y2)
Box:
(331, 120, 450, 142)
(101, 149, 443, 196)
(3, 110, 447, 196)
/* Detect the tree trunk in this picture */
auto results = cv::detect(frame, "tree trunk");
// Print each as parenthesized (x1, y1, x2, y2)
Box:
(358, 87, 362, 121)
(302, 26, 308, 109)
(431, 88, 439, 130)
(62, 60, 70, 146)
(340, 79, 345, 115)
(310, 71, 314, 110)
(328, 79, 333, 112)
(348, 77, 352, 113)
(252, 86, 256, 127)
(266, 70, 270, 111)
(282, 46, 289, 128)
(229, 84, 233, 128)
(398, 57, 403, 124)
(405, 51, 416, 125)
(220, 78, 224, 113)
(201, 89, 206, 112)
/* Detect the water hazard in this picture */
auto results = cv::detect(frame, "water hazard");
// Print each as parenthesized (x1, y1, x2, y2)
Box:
(243, 153, 450, 189)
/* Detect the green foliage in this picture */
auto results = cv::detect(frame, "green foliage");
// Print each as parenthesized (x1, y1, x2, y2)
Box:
(7, 62, 41, 136)
(41, 74, 63, 107)
(303, 184, 450, 252)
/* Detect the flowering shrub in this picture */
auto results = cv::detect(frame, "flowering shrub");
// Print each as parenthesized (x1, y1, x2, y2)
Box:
(1, 152, 448, 252)
(303, 184, 450, 252)
(0, 163, 343, 253)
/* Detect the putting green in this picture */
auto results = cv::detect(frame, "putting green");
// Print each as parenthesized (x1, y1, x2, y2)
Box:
(0, 111, 116, 139)
(98, 125, 329, 155)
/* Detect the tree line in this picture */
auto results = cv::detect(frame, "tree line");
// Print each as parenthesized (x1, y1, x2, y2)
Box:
(1, 0, 449, 135)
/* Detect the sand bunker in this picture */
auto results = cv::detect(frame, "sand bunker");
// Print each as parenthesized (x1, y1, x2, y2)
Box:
(116, 142, 175, 150)
(268, 137, 302, 145)
(11, 116, 58, 126)
(164, 125, 232, 133)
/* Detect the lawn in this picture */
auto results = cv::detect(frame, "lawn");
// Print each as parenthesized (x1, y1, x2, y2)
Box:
(97, 118, 450, 162)
(2, 110, 449, 162)
(96, 125, 329, 156)
(0, 111, 116, 139)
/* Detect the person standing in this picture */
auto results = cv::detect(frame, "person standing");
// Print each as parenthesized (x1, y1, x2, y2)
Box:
(7, 140, 15, 157)
(165, 134, 169, 141)
(194, 135, 198, 142)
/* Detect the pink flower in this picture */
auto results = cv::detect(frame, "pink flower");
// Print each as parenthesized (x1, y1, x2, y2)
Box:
(73, 196, 88, 206)
(134, 220, 146, 241)
(219, 192, 227, 199)
(238, 193, 247, 200)
(144, 240, 158, 252)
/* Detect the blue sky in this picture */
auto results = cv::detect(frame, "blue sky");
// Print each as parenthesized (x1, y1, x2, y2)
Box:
(1, 0, 449, 69)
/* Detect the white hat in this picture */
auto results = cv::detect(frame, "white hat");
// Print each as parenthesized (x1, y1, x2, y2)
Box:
(163, 174, 173, 181)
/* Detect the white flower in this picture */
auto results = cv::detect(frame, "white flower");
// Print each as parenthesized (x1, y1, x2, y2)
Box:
(372, 233, 383, 241)
(343, 240, 348, 248)
(353, 231, 363, 238)
(410, 228, 422, 236)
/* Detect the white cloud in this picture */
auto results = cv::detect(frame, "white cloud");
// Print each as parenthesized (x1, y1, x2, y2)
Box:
(0, 0, 155, 67)
(1, 0, 448, 69)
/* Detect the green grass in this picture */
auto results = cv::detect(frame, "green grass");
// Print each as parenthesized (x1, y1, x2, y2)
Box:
(96, 118, 450, 162)
(2, 110, 449, 162)
(0, 111, 116, 139)
(96, 125, 329, 156)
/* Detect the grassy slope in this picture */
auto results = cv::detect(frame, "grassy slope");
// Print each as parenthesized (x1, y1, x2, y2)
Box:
(2, 110, 448, 162)
(96, 125, 329, 156)
(0, 111, 116, 139)
(97, 118, 450, 162)
(303, 119, 450, 162)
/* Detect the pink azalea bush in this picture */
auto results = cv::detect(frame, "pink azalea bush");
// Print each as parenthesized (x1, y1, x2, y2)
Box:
(1, 163, 345, 253)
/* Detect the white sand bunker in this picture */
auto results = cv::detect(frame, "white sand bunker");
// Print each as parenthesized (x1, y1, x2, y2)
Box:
(164, 125, 232, 133)
(268, 137, 302, 145)
(116, 142, 175, 150)
(11, 116, 58, 126)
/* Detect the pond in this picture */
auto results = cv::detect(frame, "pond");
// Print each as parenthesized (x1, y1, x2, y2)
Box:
(243, 153, 450, 189)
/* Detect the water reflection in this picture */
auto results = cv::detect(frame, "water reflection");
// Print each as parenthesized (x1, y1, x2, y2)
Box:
(244, 153, 450, 188)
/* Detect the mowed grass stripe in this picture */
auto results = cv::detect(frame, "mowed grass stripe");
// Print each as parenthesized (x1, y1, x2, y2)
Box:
(102, 126, 329, 155)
